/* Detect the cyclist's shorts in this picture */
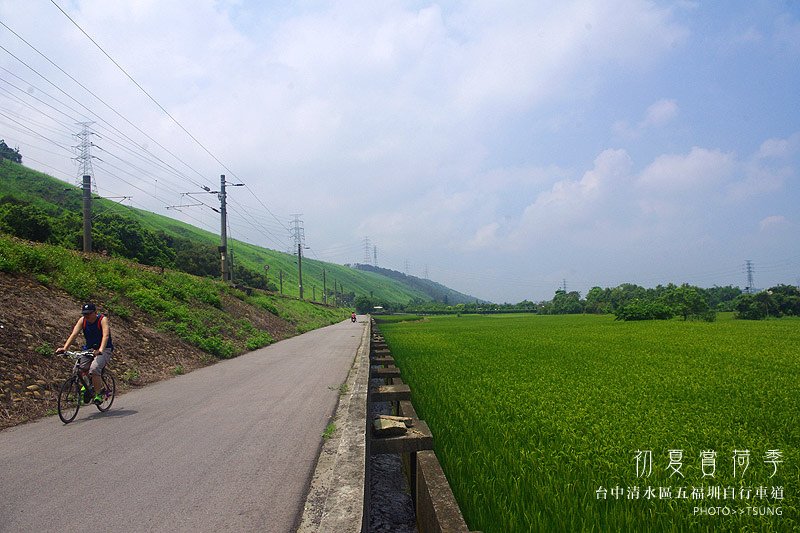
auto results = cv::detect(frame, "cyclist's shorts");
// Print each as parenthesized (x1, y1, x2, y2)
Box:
(89, 347, 113, 375)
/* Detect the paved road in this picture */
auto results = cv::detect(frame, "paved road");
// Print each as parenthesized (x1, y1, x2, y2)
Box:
(0, 318, 365, 533)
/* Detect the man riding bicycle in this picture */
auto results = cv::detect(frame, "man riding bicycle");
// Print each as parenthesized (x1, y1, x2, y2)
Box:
(55, 303, 113, 405)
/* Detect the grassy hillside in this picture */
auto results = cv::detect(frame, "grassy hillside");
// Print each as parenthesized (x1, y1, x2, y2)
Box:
(0, 160, 435, 305)
(352, 263, 484, 304)
(0, 234, 348, 355)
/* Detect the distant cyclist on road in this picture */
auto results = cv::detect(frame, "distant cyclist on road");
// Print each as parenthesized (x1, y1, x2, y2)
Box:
(55, 303, 114, 405)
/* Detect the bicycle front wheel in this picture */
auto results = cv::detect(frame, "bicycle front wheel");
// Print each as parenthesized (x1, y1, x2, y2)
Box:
(95, 370, 116, 412)
(57, 377, 81, 424)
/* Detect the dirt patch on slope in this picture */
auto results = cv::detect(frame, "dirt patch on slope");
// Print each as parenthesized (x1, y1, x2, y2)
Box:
(0, 273, 296, 430)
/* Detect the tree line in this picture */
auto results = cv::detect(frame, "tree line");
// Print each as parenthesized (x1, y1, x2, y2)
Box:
(358, 282, 799, 321)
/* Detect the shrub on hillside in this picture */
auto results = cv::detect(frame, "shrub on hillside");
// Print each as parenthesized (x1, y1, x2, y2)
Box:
(0, 203, 52, 243)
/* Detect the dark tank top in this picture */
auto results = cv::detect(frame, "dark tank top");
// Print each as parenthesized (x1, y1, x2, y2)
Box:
(83, 314, 113, 350)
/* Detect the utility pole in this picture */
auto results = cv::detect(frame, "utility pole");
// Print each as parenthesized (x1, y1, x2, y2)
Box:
(745, 260, 754, 294)
(298, 243, 304, 299)
(313, 286, 316, 301)
(219, 174, 230, 283)
(82, 174, 92, 252)
(279, 270, 284, 295)
(216, 174, 243, 283)
(323, 269, 327, 305)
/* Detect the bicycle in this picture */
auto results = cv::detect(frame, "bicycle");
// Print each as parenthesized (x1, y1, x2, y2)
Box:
(57, 350, 116, 424)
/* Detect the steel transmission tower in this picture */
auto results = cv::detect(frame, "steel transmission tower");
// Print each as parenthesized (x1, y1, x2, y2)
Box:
(74, 122, 97, 193)
(288, 215, 305, 253)
(363, 237, 371, 264)
(745, 260, 755, 294)
(373, 245, 378, 267)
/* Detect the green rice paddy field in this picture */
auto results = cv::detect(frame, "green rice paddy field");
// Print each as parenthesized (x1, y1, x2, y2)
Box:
(376, 313, 799, 532)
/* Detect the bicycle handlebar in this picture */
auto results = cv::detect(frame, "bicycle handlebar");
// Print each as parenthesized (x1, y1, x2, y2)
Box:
(60, 349, 95, 358)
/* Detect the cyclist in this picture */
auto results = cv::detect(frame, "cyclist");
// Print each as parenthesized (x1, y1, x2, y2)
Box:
(55, 303, 114, 405)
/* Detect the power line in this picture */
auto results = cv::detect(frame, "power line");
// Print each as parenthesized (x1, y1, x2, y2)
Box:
(12, 10, 291, 245)
(0, 19, 212, 190)
(0, 109, 73, 152)
(49, 1, 229, 185)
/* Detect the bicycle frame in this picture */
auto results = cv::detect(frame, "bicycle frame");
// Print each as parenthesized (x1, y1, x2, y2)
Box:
(57, 350, 116, 423)
(66, 350, 95, 387)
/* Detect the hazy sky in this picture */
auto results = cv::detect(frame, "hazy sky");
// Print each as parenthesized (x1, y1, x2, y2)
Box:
(1, 1, 798, 302)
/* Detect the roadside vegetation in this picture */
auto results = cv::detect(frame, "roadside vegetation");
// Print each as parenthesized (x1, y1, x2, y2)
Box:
(379, 313, 799, 532)
(0, 234, 347, 355)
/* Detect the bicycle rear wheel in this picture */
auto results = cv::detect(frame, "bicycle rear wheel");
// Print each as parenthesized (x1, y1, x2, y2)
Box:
(95, 370, 116, 412)
(57, 377, 81, 424)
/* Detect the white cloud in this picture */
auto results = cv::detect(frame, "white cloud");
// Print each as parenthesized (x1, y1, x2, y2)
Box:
(613, 98, 678, 138)
(759, 215, 788, 231)
(466, 222, 501, 251)
(643, 99, 679, 128)
(637, 147, 735, 193)
(726, 166, 789, 202)
(451, 0, 687, 115)
(511, 149, 633, 244)
(757, 132, 800, 159)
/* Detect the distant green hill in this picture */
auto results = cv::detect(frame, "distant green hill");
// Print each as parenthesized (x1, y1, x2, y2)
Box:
(351, 263, 484, 304)
(0, 160, 470, 305)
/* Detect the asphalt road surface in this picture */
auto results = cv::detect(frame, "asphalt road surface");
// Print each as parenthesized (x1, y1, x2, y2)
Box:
(0, 318, 365, 533)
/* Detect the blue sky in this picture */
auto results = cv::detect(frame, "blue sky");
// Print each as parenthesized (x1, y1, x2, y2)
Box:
(1, 1, 798, 302)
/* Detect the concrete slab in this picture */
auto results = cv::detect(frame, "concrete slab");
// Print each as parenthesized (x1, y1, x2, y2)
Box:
(371, 420, 433, 454)
(370, 384, 411, 402)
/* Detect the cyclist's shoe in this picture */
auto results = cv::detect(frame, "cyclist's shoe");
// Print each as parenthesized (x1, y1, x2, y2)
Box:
(92, 394, 103, 405)
(82, 386, 93, 404)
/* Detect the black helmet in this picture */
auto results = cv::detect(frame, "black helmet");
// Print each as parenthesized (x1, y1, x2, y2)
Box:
(81, 302, 97, 315)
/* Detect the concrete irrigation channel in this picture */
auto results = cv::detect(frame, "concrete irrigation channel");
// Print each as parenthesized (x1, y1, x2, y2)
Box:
(300, 317, 474, 532)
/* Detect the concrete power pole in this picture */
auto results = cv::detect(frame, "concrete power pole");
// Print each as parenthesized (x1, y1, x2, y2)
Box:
(82, 174, 92, 252)
(217, 174, 243, 283)
(219, 175, 230, 283)
(298, 243, 304, 299)
(323, 269, 327, 305)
